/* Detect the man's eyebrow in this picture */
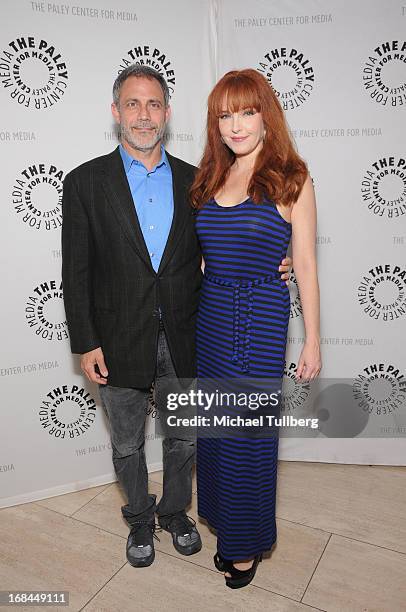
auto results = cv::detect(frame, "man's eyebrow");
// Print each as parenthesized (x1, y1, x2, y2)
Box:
(123, 97, 163, 105)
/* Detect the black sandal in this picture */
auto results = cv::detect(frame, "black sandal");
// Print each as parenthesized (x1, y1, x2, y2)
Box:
(213, 552, 263, 589)
(213, 551, 227, 572)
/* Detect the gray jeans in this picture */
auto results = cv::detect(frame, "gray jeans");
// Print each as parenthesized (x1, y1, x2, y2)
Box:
(99, 330, 196, 527)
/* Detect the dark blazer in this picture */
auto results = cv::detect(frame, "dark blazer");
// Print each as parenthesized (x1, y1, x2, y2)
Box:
(61, 146, 202, 388)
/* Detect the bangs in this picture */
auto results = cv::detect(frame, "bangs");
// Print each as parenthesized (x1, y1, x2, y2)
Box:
(211, 75, 262, 116)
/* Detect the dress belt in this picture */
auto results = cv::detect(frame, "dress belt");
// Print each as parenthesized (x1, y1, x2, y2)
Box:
(204, 270, 280, 373)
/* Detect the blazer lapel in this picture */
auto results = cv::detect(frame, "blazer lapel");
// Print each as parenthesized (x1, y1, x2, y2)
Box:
(101, 147, 154, 272)
(158, 151, 190, 275)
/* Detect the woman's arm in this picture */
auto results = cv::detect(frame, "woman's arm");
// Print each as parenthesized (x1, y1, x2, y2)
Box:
(290, 174, 322, 381)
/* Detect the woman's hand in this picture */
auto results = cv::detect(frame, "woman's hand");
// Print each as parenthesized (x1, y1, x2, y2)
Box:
(295, 339, 322, 382)
(279, 256, 292, 284)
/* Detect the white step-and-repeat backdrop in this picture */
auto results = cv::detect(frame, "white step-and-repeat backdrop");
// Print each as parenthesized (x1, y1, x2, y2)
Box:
(1, 0, 405, 508)
(215, 0, 406, 464)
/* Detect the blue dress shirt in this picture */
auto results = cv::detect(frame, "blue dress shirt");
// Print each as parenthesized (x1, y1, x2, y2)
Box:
(119, 144, 174, 272)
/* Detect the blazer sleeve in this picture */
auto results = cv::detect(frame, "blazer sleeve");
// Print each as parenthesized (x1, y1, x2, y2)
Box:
(61, 171, 101, 354)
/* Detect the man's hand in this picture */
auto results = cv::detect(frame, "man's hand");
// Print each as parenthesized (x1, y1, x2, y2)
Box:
(80, 347, 109, 385)
(279, 256, 292, 285)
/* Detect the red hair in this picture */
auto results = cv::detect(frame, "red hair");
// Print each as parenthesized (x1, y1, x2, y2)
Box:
(190, 69, 308, 209)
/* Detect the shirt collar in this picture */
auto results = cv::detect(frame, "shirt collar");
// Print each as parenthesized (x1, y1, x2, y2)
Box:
(119, 143, 168, 174)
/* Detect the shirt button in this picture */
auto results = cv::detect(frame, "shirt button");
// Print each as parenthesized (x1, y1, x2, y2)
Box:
(149, 198, 153, 202)
(150, 252, 154, 258)
(149, 225, 154, 230)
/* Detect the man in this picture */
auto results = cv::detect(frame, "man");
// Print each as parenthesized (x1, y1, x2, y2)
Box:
(62, 65, 292, 568)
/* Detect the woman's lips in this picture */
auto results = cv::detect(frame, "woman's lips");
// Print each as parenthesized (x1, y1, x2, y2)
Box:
(230, 136, 248, 142)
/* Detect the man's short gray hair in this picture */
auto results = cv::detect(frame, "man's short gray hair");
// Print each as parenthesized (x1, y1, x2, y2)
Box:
(112, 65, 170, 107)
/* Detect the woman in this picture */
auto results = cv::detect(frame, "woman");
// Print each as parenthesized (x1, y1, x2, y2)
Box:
(190, 69, 321, 589)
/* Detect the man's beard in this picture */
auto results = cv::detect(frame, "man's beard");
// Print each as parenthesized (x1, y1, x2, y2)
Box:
(120, 121, 166, 152)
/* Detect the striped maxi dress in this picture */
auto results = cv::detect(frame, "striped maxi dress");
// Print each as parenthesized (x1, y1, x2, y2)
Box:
(195, 196, 291, 560)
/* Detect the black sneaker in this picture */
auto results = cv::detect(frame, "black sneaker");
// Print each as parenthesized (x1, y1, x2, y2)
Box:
(126, 520, 160, 568)
(159, 511, 202, 556)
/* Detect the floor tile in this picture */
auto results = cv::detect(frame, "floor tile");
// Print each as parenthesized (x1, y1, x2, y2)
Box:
(0, 503, 124, 611)
(303, 534, 406, 612)
(35, 483, 112, 517)
(251, 521, 329, 601)
(71, 480, 177, 538)
(276, 462, 406, 553)
(82, 550, 321, 612)
(72, 481, 133, 538)
(7, 461, 402, 611)
(145, 481, 330, 603)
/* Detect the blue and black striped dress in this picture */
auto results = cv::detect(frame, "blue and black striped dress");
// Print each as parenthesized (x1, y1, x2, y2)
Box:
(195, 196, 291, 560)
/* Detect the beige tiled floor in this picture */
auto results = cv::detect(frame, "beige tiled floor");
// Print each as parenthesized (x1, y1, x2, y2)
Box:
(1, 461, 405, 612)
